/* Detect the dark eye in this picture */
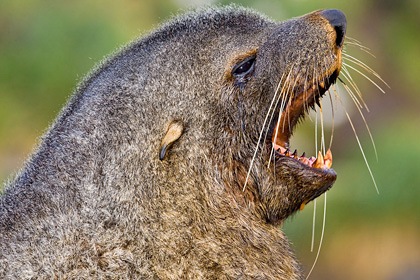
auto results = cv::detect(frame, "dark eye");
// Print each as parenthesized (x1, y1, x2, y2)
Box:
(232, 56, 256, 77)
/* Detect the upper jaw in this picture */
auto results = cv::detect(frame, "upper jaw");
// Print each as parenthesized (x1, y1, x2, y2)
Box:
(270, 68, 340, 150)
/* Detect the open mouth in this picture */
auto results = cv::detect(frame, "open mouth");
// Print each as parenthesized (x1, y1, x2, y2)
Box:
(267, 69, 340, 204)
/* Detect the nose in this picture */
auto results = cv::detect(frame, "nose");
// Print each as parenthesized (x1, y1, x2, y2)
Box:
(320, 9, 347, 48)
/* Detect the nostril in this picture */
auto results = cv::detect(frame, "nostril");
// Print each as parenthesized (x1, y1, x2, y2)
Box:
(320, 9, 347, 48)
(334, 25, 346, 48)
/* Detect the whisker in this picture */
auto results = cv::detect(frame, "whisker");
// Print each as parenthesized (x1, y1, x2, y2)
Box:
(283, 72, 301, 134)
(343, 62, 386, 94)
(339, 76, 377, 159)
(265, 77, 288, 153)
(267, 91, 288, 168)
(266, 68, 295, 168)
(335, 91, 379, 194)
(314, 106, 318, 153)
(344, 40, 371, 52)
(311, 63, 320, 253)
(314, 60, 323, 151)
(302, 68, 310, 118)
(263, 72, 290, 146)
(340, 74, 364, 111)
(243, 72, 287, 192)
(321, 104, 326, 155)
(344, 37, 376, 58)
(306, 193, 327, 280)
(311, 199, 317, 252)
(345, 36, 364, 45)
(320, 58, 329, 154)
(327, 88, 335, 150)
(337, 80, 379, 161)
(268, 67, 295, 136)
(311, 58, 327, 254)
(342, 53, 390, 88)
(340, 67, 367, 110)
(279, 70, 296, 138)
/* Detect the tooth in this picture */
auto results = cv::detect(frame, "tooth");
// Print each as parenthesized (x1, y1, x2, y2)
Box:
(292, 149, 298, 159)
(273, 144, 286, 154)
(284, 148, 290, 157)
(301, 158, 310, 165)
(324, 149, 333, 169)
(300, 199, 309, 211)
(308, 156, 316, 166)
(313, 151, 324, 169)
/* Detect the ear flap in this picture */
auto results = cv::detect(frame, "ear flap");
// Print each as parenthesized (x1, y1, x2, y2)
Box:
(159, 120, 184, 161)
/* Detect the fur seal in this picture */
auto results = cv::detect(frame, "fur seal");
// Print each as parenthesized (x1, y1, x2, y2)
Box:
(0, 6, 346, 279)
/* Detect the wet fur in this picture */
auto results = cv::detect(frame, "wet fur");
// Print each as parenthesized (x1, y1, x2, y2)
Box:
(1, 6, 342, 279)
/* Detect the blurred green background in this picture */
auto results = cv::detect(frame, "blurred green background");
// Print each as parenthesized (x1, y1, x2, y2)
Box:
(1, 0, 419, 279)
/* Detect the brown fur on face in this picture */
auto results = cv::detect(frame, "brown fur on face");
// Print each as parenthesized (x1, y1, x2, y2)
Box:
(0, 6, 344, 279)
(216, 10, 342, 225)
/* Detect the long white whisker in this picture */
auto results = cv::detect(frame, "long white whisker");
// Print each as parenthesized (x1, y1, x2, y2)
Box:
(267, 68, 295, 168)
(243, 73, 286, 192)
(337, 81, 379, 161)
(267, 91, 288, 168)
(303, 70, 310, 119)
(345, 36, 365, 46)
(342, 53, 390, 88)
(306, 193, 327, 280)
(315, 109, 318, 155)
(311, 199, 317, 252)
(344, 37, 376, 57)
(311, 74, 319, 253)
(340, 68, 367, 110)
(264, 72, 289, 148)
(283, 72, 301, 135)
(339, 73, 363, 109)
(335, 91, 379, 194)
(327, 88, 335, 150)
(320, 57, 328, 154)
(343, 62, 386, 94)
(344, 41, 371, 52)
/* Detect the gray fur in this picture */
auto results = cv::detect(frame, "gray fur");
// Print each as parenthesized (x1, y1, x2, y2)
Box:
(0, 5, 341, 279)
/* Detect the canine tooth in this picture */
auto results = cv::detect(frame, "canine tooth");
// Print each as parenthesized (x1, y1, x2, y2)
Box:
(300, 199, 309, 211)
(325, 161, 332, 169)
(273, 143, 286, 154)
(313, 151, 324, 169)
(324, 149, 333, 169)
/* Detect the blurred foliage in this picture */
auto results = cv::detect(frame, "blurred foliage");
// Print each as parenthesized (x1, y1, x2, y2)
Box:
(1, 0, 419, 279)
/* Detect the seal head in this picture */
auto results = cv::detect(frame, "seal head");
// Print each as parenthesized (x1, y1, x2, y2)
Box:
(0, 6, 347, 279)
(214, 8, 344, 224)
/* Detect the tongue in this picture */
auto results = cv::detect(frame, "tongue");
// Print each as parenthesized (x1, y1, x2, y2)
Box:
(272, 143, 333, 170)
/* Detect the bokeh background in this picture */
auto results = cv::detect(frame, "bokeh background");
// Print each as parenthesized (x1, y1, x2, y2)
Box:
(1, 0, 419, 279)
